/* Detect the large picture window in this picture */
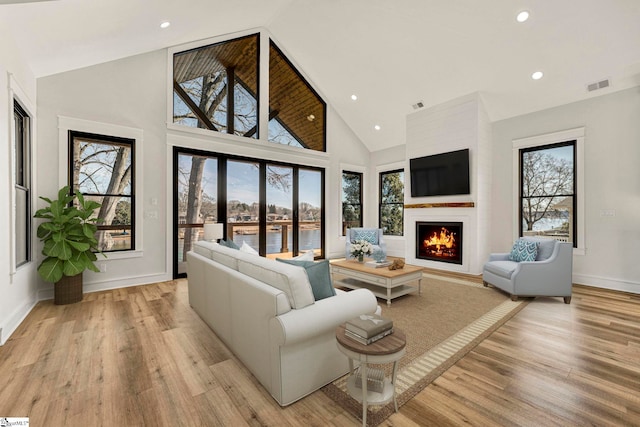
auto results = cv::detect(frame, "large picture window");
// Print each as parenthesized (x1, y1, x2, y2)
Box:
(174, 148, 325, 276)
(520, 141, 576, 246)
(70, 131, 135, 252)
(14, 100, 31, 267)
(379, 169, 404, 236)
(342, 171, 362, 235)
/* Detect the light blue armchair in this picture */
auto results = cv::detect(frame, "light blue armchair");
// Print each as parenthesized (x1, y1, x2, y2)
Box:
(482, 237, 573, 304)
(345, 228, 386, 260)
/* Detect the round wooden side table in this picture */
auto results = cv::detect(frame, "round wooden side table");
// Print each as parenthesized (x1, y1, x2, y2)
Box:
(335, 324, 406, 427)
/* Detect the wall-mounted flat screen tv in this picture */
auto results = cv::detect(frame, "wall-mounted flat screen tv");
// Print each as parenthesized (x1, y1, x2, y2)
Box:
(410, 148, 470, 197)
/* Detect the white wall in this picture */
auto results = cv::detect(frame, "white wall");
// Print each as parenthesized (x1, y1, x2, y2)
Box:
(0, 28, 39, 345)
(492, 86, 640, 293)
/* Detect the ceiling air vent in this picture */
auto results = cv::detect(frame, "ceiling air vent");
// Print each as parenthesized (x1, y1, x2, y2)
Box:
(412, 101, 425, 110)
(587, 78, 611, 92)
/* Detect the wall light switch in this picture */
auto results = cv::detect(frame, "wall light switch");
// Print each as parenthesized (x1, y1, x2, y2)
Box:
(150, 197, 158, 206)
(600, 209, 616, 217)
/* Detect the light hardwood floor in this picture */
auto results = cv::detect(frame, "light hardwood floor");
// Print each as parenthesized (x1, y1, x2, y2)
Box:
(0, 277, 638, 426)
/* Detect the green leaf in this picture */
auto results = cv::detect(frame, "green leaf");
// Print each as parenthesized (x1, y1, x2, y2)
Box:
(46, 239, 73, 260)
(63, 256, 85, 277)
(67, 240, 90, 252)
(38, 257, 64, 283)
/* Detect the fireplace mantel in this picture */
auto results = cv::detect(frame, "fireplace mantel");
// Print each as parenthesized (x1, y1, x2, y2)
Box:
(404, 202, 475, 209)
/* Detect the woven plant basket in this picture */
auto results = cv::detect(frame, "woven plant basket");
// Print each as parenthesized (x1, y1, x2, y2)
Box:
(54, 273, 83, 305)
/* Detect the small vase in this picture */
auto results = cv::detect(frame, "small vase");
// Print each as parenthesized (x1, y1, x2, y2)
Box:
(357, 254, 364, 263)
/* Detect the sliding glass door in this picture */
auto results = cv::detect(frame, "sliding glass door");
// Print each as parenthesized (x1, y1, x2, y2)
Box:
(173, 148, 324, 277)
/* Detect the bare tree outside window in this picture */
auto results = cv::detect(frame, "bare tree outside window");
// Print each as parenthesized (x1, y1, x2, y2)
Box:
(520, 142, 576, 245)
(70, 132, 134, 252)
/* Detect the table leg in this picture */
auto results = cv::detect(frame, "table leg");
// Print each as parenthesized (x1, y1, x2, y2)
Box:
(386, 285, 391, 307)
(418, 276, 422, 295)
(361, 362, 368, 427)
(391, 359, 400, 412)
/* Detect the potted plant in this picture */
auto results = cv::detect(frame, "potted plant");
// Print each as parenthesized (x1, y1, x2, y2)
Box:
(34, 185, 104, 304)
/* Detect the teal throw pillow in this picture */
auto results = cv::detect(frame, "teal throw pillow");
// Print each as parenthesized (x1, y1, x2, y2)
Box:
(509, 239, 539, 262)
(351, 229, 378, 245)
(276, 259, 336, 301)
(220, 239, 239, 249)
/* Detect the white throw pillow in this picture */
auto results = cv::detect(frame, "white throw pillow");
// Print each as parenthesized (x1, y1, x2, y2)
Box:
(292, 251, 314, 261)
(240, 241, 259, 255)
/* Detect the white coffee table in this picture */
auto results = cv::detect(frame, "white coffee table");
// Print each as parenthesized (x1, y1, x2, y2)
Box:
(330, 259, 422, 306)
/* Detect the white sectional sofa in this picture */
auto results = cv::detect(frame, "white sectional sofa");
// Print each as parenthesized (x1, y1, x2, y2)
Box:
(186, 241, 379, 406)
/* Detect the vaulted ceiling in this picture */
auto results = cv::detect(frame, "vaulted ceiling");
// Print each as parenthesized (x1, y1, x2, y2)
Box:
(2, 0, 639, 152)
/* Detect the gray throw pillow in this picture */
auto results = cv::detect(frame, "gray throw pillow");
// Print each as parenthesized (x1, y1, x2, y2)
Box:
(220, 239, 239, 250)
(276, 259, 336, 301)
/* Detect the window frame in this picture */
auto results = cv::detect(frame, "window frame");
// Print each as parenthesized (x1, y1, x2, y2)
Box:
(59, 116, 144, 260)
(341, 170, 363, 236)
(378, 168, 405, 236)
(13, 100, 32, 268)
(513, 127, 585, 255)
(69, 130, 136, 253)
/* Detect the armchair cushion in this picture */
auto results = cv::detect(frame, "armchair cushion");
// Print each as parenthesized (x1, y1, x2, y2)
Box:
(483, 260, 518, 279)
(509, 239, 539, 262)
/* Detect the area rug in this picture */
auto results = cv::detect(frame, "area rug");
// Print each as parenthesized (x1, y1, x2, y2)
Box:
(322, 273, 528, 426)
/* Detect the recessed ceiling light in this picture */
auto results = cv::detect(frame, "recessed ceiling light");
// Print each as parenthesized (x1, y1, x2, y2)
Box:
(351, 94, 358, 101)
(531, 71, 544, 80)
(374, 125, 381, 131)
(516, 11, 529, 23)
(160, 21, 171, 29)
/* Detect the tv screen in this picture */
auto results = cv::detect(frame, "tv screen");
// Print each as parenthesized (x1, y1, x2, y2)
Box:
(410, 149, 470, 197)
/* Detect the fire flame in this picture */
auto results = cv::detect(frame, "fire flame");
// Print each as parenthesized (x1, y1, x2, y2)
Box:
(423, 227, 456, 251)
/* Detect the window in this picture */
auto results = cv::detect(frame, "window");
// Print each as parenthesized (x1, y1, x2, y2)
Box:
(69, 131, 135, 252)
(519, 141, 576, 246)
(14, 101, 31, 267)
(379, 170, 404, 236)
(173, 34, 259, 138)
(269, 41, 326, 151)
(342, 171, 362, 235)
(173, 148, 325, 276)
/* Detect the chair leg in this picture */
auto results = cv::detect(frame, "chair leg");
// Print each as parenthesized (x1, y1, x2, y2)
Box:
(563, 296, 572, 304)
(510, 295, 518, 301)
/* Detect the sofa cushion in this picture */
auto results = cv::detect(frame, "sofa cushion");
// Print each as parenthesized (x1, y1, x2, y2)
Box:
(237, 256, 315, 309)
(351, 229, 379, 245)
(509, 239, 539, 262)
(193, 240, 217, 258)
(484, 260, 519, 279)
(208, 242, 242, 270)
(277, 259, 336, 301)
(522, 237, 556, 261)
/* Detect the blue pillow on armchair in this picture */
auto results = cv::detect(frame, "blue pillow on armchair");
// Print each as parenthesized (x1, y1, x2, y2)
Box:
(509, 239, 539, 262)
(351, 229, 379, 245)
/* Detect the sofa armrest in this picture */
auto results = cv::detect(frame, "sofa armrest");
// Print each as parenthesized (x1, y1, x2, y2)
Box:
(271, 288, 378, 346)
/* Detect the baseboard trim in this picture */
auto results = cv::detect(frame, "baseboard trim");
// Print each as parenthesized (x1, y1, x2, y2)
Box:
(37, 272, 173, 301)
(573, 273, 640, 294)
(0, 296, 38, 346)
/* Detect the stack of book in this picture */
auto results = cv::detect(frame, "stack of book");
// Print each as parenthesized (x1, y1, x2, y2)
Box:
(345, 314, 393, 345)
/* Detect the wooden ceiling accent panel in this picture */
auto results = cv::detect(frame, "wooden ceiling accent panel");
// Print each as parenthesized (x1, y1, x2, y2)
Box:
(174, 34, 258, 94)
(269, 42, 325, 151)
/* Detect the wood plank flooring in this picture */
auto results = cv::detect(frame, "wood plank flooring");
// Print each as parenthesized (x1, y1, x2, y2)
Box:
(0, 278, 638, 426)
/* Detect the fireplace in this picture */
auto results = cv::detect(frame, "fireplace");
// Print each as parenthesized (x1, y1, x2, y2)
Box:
(416, 221, 463, 265)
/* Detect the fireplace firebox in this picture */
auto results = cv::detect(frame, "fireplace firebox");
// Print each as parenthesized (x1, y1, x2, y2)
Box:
(416, 221, 463, 264)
